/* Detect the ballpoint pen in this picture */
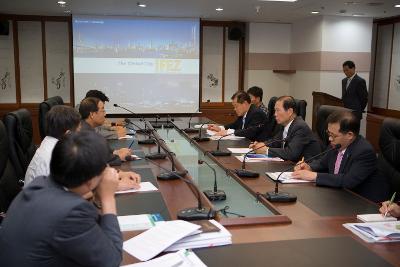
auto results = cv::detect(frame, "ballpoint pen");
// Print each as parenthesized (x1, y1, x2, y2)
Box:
(384, 192, 396, 217)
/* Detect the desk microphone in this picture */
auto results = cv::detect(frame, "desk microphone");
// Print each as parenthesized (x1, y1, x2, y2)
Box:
(209, 133, 234, 156)
(184, 111, 200, 133)
(192, 121, 211, 142)
(266, 144, 341, 202)
(198, 159, 226, 201)
(234, 137, 286, 178)
(146, 158, 216, 221)
(164, 115, 174, 129)
(155, 144, 189, 180)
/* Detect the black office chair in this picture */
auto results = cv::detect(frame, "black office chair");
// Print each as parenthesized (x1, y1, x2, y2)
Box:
(262, 96, 279, 139)
(378, 118, 400, 202)
(294, 99, 307, 121)
(315, 105, 351, 149)
(0, 121, 20, 212)
(3, 108, 37, 182)
(39, 96, 64, 140)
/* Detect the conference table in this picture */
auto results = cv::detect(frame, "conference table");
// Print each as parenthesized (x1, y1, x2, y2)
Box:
(108, 117, 400, 267)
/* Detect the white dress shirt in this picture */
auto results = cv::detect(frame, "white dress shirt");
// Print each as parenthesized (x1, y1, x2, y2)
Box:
(24, 136, 58, 186)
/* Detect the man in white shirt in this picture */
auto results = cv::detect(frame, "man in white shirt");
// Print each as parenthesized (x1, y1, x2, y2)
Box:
(25, 105, 141, 191)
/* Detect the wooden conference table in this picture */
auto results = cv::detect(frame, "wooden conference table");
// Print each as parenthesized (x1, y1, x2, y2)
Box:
(108, 117, 400, 267)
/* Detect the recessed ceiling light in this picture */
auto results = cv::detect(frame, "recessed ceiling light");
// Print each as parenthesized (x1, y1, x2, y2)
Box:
(64, 10, 71, 13)
(352, 13, 364, 16)
(395, 4, 400, 8)
(137, 2, 146, 8)
(216, 7, 223, 12)
(311, 11, 320, 14)
(57, 1, 66, 5)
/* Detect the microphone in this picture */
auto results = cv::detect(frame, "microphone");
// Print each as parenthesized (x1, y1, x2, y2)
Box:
(192, 121, 211, 142)
(146, 158, 216, 221)
(155, 144, 189, 180)
(184, 112, 200, 133)
(234, 137, 286, 178)
(266, 144, 342, 203)
(209, 133, 234, 157)
(114, 104, 153, 139)
(198, 159, 226, 201)
(164, 115, 174, 129)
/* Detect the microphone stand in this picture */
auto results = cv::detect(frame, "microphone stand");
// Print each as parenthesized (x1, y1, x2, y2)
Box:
(164, 115, 174, 129)
(146, 158, 216, 221)
(234, 137, 286, 178)
(209, 133, 233, 157)
(152, 115, 162, 128)
(265, 144, 341, 202)
(192, 121, 211, 142)
(155, 143, 189, 180)
(199, 160, 226, 201)
(184, 113, 200, 133)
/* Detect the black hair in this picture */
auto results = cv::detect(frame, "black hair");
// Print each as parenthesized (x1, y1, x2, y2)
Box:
(79, 97, 100, 120)
(85, 90, 109, 102)
(343, 60, 355, 69)
(231, 91, 251, 104)
(326, 110, 360, 135)
(276, 96, 297, 114)
(45, 105, 81, 139)
(247, 86, 263, 101)
(50, 131, 109, 188)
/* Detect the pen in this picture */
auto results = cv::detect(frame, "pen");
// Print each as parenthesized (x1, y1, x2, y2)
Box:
(384, 192, 396, 217)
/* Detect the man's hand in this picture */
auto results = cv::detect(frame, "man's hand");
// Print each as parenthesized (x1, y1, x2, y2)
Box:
(117, 171, 141, 191)
(379, 202, 400, 218)
(96, 167, 119, 215)
(291, 170, 317, 181)
(249, 141, 267, 154)
(115, 126, 127, 138)
(207, 124, 222, 132)
(114, 148, 132, 161)
(293, 161, 312, 171)
(214, 129, 228, 136)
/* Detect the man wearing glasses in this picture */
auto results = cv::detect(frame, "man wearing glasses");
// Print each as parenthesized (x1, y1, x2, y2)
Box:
(292, 110, 389, 202)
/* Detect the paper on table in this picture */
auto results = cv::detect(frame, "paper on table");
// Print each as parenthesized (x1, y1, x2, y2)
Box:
(235, 155, 283, 163)
(119, 135, 134, 139)
(116, 182, 158, 194)
(210, 135, 245, 140)
(357, 214, 397, 223)
(117, 214, 165, 232)
(194, 124, 209, 129)
(343, 221, 400, 243)
(123, 220, 201, 261)
(227, 148, 252, 154)
(121, 249, 207, 267)
(266, 172, 313, 183)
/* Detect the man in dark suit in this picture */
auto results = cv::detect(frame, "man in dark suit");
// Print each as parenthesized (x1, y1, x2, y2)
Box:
(342, 60, 368, 120)
(250, 96, 321, 162)
(292, 111, 389, 202)
(0, 131, 123, 267)
(208, 91, 267, 141)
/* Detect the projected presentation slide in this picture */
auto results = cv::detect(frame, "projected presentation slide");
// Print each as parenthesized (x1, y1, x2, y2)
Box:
(73, 16, 200, 114)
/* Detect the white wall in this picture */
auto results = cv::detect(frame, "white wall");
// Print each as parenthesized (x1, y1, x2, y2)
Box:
(248, 22, 291, 53)
(291, 16, 323, 53)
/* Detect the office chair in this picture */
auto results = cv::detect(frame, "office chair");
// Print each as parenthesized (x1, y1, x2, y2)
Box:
(39, 96, 64, 140)
(294, 99, 307, 121)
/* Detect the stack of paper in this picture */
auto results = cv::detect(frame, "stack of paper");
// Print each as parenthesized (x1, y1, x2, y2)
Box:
(343, 221, 400, 243)
(236, 155, 283, 163)
(266, 172, 312, 184)
(123, 220, 232, 262)
(117, 214, 165, 232)
(227, 148, 251, 154)
(121, 249, 207, 267)
(357, 214, 397, 222)
(209, 135, 245, 140)
(116, 182, 158, 194)
(165, 220, 232, 251)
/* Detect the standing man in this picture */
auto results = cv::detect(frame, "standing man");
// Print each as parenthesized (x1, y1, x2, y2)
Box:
(247, 86, 268, 114)
(342, 60, 368, 121)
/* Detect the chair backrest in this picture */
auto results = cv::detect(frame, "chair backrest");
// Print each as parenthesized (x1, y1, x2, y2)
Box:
(39, 96, 64, 140)
(316, 105, 351, 148)
(0, 121, 20, 212)
(294, 99, 307, 121)
(3, 108, 36, 181)
(378, 118, 400, 201)
(263, 96, 279, 139)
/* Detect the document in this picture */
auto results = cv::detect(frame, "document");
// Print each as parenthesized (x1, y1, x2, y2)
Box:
(227, 148, 252, 154)
(266, 172, 313, 183)
(344, 221, 400, 243)
(116, 182, 158, 194)
(117, 214, 165, 232)
(119, 135, 134, 139)
(121, 249, 207, 267)
(357, 214, 397, 223)
(209, 135, 245, 140)
(123, 220, 201, 261)
(194, 124, 209, 129)
(235, 155, 284, 163)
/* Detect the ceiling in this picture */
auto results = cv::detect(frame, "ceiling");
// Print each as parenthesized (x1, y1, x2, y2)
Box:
(1, 0, 399, 23)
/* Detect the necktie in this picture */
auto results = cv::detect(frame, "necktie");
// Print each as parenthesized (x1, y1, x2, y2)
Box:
(242, 117, 245, 129)
(282, 129, 288, 148)
(346, 77, 351, 89)
(334, 151, 344, 174)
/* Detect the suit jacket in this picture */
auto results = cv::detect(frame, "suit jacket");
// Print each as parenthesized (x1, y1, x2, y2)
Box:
(309, 136, 389, 202)
(268, 116, 321, 162)
(224, 104, 267, 141)
(0, 176, 123, 267)
(342, 74, 368, 120)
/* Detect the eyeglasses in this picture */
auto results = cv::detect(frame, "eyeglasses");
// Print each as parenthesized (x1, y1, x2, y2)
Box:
(325, 130, 341, 139)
